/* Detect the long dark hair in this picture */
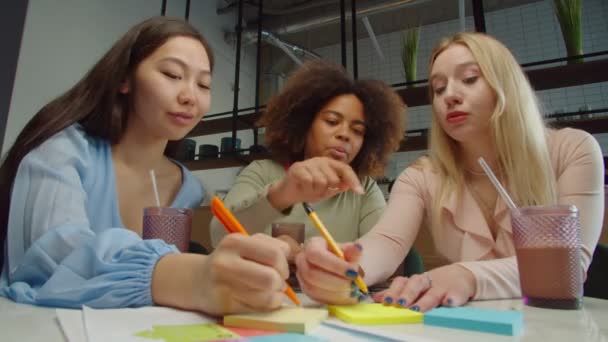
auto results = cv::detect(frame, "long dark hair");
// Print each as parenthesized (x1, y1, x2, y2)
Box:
(0, 16, 214, 264)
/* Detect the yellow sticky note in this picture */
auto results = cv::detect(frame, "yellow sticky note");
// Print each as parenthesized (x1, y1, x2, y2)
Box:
(328, 303, 423, 325)
(224, 307, 328, 333)
(135, 323, 239, 342)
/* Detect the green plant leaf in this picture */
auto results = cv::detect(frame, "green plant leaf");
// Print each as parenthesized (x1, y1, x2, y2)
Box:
(402, 26, 420, 86)
(553, 0, 583, 63)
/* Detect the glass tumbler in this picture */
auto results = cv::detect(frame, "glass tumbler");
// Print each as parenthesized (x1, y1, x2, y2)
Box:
(511, 205, 583, 309)
(143, 207, 193, 253)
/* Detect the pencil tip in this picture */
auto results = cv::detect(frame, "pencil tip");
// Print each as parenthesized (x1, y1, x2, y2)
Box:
(302, 202, 312, 214)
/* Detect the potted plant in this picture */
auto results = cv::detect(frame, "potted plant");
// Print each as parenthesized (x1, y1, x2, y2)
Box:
(401, 26, 420, 88)
(553, 0, 583, 64)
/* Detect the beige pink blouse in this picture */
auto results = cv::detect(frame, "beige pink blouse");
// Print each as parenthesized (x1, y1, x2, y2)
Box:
(359, 128, 604, 299)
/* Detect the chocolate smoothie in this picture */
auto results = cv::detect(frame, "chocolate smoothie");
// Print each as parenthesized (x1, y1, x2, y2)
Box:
(516, 246, 583, 309)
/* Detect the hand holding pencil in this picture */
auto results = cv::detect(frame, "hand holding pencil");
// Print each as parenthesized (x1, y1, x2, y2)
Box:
(211, 196, 301, 306)
(295, 202, 368, 305)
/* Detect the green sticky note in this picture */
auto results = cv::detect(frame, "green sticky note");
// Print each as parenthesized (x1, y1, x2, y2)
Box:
(328, 303, 423, 325)
(135, 323, 240, 342)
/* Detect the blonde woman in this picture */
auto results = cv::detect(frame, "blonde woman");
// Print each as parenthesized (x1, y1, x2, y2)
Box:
(295, 32, 604, 310)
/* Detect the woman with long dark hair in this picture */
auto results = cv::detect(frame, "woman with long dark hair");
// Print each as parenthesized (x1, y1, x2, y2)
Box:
(0, 16, 291, 316)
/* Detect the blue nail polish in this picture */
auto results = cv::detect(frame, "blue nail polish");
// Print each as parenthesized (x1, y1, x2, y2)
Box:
(384, 296, 393, 304)
(358, 294, 366, 302)
(411, 305, 420, 312)
(397, 298, 406, 307)
(446, 298, 453, 306)
(350, 281, 357, 289)
(354, 243, 363, 251)
(345, 269, 358, 279)
(350, 290, 361, 298)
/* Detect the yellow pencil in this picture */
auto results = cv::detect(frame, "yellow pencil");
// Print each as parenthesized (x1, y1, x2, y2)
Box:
(302, 202, 368, 294)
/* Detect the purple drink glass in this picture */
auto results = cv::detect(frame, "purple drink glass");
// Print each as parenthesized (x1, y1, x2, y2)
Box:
(143, 207, 193, 253)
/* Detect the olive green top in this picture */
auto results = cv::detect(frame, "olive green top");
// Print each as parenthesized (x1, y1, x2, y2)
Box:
(210, 159, 386, 247)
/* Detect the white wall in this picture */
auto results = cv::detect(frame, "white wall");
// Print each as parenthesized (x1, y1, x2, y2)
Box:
(186, 1, 260, 203)
(3, 0, 163, 154)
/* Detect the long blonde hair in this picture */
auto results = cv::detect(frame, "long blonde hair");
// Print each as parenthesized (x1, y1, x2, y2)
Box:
(427, 32, 556, 228)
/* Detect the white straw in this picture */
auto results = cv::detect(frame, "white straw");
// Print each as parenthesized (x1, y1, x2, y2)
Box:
(478, 157, 519, 213)
(149, 169, 161, 207)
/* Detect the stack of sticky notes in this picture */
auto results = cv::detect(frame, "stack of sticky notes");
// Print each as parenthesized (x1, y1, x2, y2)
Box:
(424, 307, 523, 336)
(223, 307, 328, 333)
(327, 303, 423, 325)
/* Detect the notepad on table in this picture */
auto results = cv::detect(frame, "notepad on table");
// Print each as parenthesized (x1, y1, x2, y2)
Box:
(424, 307, 523, 336)
(223, 307, 328, 333)
(327, 303, 423, 325)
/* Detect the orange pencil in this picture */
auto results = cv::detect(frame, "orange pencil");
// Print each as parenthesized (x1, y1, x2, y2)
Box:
(211, 196, 301, 306)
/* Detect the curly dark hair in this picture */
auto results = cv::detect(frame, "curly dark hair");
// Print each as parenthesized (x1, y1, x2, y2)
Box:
(258, 60, 405, 178)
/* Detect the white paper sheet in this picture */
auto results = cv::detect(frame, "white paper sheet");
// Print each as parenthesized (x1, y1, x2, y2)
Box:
(321, 319, 439, 342)
(56, 309, 87, 342)
(82, 306, 216, 342)
(310, 323, 395, 341)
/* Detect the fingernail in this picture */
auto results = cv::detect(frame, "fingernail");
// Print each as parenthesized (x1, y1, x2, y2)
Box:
(350, 289, 361, 298)
(397, 298, 407, 307)
(346, 269, 358, 279)
(354, 243, 363, 251)
(410, 305, 420, 312)
(350, 281, 357, 289)
(358, 294, 367, 302)
(384, 296, 393, 304)
(446, 298, 453, 306)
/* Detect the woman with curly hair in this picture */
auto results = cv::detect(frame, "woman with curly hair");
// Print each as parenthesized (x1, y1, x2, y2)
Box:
(210, 60, 405, 259)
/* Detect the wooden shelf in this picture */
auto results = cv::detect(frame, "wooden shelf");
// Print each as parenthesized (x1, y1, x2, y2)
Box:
(183, 117, 608, 169)
(527, 58, 608, 91)
(400, 132, 428, 152)
(186, 113, 260, 138)
(396, 86, 430, 107)
(183, 59, 608, 171)
(394, 116, 608, 153)
(183, 151, 272, 171)
(186, 58, 608, 138)
(551, 116, 608, 133)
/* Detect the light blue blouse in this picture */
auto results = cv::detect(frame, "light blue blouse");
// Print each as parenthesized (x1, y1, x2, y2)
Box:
(0, 125, 204, 308)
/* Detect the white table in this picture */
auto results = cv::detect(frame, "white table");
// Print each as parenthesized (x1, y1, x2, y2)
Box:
(1, 296, 606, 341)
(350, 298, 608, 342)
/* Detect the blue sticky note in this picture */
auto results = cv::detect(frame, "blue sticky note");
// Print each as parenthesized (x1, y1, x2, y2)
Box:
(248, 333, 326, 341)
(424, 307, 523, 336)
